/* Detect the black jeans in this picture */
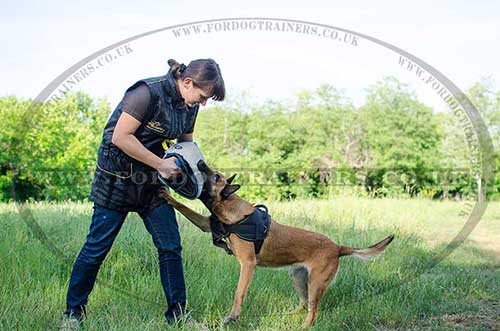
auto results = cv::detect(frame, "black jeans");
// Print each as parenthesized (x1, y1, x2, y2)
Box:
(64, 203, 186, 322)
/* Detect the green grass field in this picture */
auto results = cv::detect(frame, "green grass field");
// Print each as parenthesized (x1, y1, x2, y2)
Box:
(1, 198, 499, 330)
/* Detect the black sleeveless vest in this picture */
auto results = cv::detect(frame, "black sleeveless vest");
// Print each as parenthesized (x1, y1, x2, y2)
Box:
(90, 70, 199, 212)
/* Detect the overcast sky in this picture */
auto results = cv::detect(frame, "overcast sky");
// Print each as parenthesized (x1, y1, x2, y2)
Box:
(2, 0, 499, 111)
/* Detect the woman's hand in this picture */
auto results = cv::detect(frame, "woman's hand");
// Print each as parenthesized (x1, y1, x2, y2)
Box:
(156, 157, 181, 180)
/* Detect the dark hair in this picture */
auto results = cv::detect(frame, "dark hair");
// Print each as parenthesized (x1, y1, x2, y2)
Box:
(168, 58, 225, 101)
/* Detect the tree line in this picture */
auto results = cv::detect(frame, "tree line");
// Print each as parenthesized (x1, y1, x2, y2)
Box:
(1, 77, 498, 202)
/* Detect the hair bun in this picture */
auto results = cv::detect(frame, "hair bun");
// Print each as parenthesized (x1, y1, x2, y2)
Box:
(168, 59, 187, 78)
(168, 59, 179, 67)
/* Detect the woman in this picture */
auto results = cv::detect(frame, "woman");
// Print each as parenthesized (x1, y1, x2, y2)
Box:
(62, 59, 225, 329)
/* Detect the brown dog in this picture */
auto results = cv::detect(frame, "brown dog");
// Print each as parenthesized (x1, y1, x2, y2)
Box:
(160, 165, 394, 328)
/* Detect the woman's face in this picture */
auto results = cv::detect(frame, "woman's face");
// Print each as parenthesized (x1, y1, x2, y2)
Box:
(178, 78, 212, 107)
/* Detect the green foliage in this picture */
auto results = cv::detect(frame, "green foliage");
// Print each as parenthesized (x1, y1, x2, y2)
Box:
(465, 78, 500, 198)
(195, 79, 450, 200)
(0, 93, 109, 201)
(359, 77, 442, 197)
(1, 76, 497, 201)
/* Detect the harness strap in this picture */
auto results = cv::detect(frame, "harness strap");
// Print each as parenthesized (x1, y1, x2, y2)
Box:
(209, 204, 271, 255)
(253, 205, 270, 254)
(209, 215, 233, 255)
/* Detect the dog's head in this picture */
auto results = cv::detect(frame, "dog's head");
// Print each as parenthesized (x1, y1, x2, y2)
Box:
(197, 160, 240, 204)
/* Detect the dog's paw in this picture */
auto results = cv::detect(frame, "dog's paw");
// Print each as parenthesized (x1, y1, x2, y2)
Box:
(223, 315, 238, 324)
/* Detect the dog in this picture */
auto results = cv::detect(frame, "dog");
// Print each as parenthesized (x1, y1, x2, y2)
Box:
(160, 163, 394, 328)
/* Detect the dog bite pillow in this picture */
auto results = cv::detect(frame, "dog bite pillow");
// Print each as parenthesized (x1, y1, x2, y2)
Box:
(158, 142, 206, 199)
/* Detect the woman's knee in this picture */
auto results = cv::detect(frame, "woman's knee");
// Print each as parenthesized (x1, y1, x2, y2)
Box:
(76, 241, 112, 265)
(157, 243, 183, 261)
(77, 205, 126, 265)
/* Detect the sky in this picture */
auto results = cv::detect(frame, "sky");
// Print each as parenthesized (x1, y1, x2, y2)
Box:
(1, 0, 499, 112)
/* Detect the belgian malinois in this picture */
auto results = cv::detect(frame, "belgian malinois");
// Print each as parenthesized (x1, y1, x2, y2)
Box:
(160, 163, 394, 328)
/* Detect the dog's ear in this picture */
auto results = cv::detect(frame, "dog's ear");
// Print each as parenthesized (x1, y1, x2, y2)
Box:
(221, 184, 240, 200)
(197, 160, 211, 175)
(226, 174, 237, 184)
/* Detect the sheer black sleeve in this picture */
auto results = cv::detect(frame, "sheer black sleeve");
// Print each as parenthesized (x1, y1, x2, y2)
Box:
(121, 83, 150, 122)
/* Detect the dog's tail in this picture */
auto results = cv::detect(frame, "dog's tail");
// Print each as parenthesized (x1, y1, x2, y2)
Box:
(338, 235, 394, 260)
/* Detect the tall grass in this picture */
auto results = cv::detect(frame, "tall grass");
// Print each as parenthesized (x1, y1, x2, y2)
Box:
(0, 198, 498, 330)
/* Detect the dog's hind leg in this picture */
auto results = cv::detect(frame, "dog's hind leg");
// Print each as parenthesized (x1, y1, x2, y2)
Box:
(302, 260, 339, 328)
(289, 266, 309, 312)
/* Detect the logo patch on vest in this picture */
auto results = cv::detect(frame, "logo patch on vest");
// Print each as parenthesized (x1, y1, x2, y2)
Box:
(146, 121, 165, 133)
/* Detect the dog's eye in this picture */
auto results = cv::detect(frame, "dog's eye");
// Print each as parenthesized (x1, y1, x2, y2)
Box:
(212, 174, 220, 182)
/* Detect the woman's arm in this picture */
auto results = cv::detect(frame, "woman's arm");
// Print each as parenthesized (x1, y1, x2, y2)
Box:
(112, 112, 180, 179)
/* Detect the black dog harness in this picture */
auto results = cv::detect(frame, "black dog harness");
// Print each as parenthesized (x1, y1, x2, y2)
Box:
(209, 205, 271, 255)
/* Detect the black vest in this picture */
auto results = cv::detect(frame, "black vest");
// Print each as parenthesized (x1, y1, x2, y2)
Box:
(90, 70, 199, 212)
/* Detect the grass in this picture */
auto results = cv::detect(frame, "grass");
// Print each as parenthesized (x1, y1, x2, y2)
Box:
(0, 197, 499, 330)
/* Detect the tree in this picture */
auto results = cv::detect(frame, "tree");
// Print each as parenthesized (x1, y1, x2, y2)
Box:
(359, 77, 442, 197)
(0, 92, 110, 201)
(466, 78, 500, 198)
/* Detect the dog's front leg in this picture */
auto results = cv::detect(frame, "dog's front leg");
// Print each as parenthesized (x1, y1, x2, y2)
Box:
(223, 236, 256, 324)
(159, 189, 211, 232)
